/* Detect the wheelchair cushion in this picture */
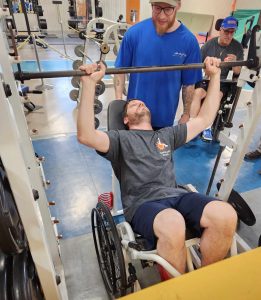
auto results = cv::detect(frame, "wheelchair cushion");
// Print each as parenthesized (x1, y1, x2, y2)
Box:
(107, 100, 127, 130)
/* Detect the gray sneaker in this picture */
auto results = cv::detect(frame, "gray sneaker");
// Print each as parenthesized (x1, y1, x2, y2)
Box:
(244, 150, 261, 160)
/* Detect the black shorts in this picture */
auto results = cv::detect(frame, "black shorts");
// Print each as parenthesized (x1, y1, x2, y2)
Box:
(130, 192, 219, 250)
(195, 79, 230, 96)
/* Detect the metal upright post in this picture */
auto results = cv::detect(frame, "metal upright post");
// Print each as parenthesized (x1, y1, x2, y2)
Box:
(32, 34, 53, 90)
(217, 73, 261, 201)
(53, 0, 68, 57)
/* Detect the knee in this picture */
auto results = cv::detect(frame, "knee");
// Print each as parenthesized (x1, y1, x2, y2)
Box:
(154, 209, 186, 243)
(202, 201, 238, 234)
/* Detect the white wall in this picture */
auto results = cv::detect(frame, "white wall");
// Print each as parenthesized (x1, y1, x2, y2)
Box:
(140, 1, 152, 20)
(237, 0, 261, 9)
(180, 0, 231, 35)
(99, 0, 126, 22)
(41, 0, 70, 34)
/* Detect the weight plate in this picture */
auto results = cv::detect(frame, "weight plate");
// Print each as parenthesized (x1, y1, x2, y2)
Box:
(72, 59, 83, 70)
(12, 250, 32, 300)
(95, 81, 105, 96)
(228, 189, 256, 226)
(95, 117, 100, 129)
(12, 249, 44, 300)
(217, 182, 256, 226)
(69, 89, 79, 101)
(74, 45, 85, 57)
(94, 99, 103, 115)
(68, 6, 75, 17)
(100, 43, 110, 54)
(68, 20, 77, 29)
(79, 30, 86, 40)
(0, 251, 12, 300)
(113, 45, 118, 56)
(71, 76, 80, 88)
(0, 159, 27, 254)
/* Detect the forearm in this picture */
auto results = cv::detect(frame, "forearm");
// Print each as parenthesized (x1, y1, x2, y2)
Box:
(182, 85, 195, 116)
(77, 80, 96, 147)
(232, 66, 241, 75)
(113, 74, 126, 99)
(197, 73, 220, 127)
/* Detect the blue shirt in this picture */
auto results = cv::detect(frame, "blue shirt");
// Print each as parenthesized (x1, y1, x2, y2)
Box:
(115, 18, 202, 127)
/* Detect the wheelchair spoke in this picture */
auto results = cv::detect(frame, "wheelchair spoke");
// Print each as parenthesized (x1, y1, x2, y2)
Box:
(91, 202, 128, 298)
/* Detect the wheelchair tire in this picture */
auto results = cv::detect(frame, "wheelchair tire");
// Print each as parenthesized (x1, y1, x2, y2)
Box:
(91, 201, 127, 298)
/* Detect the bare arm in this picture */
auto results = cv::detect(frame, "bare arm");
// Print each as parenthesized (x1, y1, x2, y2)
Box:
(77, 63, 110, 153)
(225, 54, 241, 75)
(186, 57, 221, 142)
(179, 85, 195, 124)
(113, 74, 126, 99)
(232, 66, 241, 75)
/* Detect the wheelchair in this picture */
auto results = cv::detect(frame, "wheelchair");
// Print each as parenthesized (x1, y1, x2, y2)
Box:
(91, 100, 241, 298)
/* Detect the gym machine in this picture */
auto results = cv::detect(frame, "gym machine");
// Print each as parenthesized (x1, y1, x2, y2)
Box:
(0, 26, 68, 300)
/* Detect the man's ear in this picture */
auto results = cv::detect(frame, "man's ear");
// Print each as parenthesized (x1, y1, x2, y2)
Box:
(123, 116, 128, 125)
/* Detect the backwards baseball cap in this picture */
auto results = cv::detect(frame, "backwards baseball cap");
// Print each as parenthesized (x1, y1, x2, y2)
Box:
(221, 16, 238, 29)
(149, 0, 178, 6)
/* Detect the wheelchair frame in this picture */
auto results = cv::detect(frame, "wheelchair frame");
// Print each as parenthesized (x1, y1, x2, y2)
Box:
(91, 186, 239, 298)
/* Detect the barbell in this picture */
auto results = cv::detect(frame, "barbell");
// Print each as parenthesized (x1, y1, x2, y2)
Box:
(14, 59, 259, 82)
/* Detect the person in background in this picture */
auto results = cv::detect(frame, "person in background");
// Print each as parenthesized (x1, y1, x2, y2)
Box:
(190, 16, 244, 141)
(77, 57, 237, 277)
(245, 138, 261, 174)
(114, 0, 202, 129)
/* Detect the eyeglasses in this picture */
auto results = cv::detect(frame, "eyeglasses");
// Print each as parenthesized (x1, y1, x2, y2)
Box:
(152, 5, 175, 16)
(222, 29, 235, 35)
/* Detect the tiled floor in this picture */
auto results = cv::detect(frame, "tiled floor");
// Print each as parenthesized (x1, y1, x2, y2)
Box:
(16, 36, 261, 299)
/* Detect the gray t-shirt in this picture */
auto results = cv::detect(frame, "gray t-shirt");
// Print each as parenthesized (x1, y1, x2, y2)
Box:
(98, 124, 188, 222)
(201, 37, 244, 78)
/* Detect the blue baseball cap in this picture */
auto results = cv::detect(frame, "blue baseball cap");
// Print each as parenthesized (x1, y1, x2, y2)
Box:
(221, 16, 238, 29)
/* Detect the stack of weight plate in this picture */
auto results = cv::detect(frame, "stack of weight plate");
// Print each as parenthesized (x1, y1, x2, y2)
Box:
(71, 44, 105, 129)
(0, 158, 44, 300)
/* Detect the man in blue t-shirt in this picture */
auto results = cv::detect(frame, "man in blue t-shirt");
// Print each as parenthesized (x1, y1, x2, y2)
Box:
(77, 58, 237, 276)
(114, 0, 202, 129)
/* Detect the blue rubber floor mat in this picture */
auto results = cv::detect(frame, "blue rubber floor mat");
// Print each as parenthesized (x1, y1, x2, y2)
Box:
(12, 60, 74, 72)
(174, 137, 261, 195)
(33, 135, 112, 239)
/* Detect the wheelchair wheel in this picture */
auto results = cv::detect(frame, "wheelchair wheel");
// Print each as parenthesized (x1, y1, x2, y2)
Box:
(91, 201, 127, 298)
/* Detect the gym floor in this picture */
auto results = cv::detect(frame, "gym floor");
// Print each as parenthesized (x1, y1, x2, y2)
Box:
(18, 35, 261, 299)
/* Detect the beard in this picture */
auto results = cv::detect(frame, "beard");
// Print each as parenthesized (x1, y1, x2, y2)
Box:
(153, 16, 176, 35)
(128, 109, 151, 125)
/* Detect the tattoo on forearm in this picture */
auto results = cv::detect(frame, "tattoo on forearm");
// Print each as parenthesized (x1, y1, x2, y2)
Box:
(182, 85, 195, 114)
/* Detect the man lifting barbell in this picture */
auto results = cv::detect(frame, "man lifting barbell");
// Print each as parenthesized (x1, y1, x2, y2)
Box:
(77, 57, 237, 276)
